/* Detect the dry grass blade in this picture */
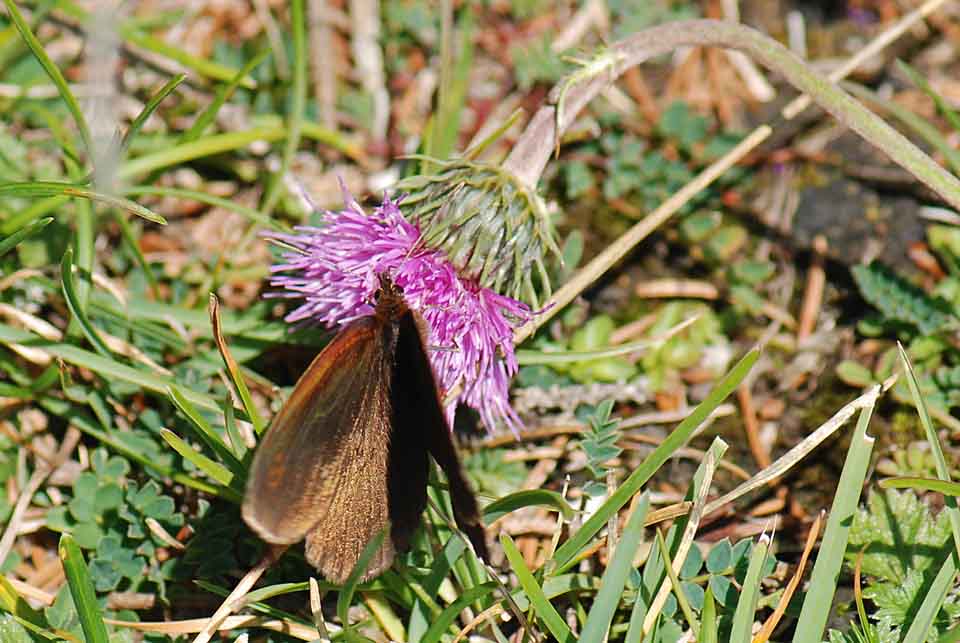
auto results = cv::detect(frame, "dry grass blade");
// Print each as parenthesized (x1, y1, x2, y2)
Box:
(797, 235, 827, 342)
(0, 428, 80, 565)
(644, 502, 694, 527)
(209, 293, 265, 434)
(106, 614, 324, 640)
(309, 577, 331, 641)
(191, 545, 287, 643)
(642, 438, 726, 636)
(752, 511, 823, 642)
(4, 576, 56, 606)
(451, 603, 506, 643)
(703, 377, 894, 517)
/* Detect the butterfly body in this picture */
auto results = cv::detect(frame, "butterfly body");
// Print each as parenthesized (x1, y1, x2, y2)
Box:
(243, 278, 487, 583)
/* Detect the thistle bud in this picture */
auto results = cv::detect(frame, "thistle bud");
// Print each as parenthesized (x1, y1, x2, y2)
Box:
(396, 158, 561, 306)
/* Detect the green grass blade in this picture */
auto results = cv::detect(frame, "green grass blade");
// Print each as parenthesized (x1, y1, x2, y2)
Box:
(158, 429, 241, 499)
(120, 73, 186, 152)
(119, 125, 362, 180)
(365, 593, 405, 643)
(2, 0, 92, 155)
(0, 613, 64, 641)
(167, 385, 245, 478)
(0, 216, 52, 257)
(37, 397, 229, 498)
(112, 209, 158, 292)
(119, 26, 256, 88)
(124, 185, 283, 229)
(0, 182, 166, 224)
(420, 582, 499, 643)
(336, 528, 388, 628)
(516, 316, 696, 365)
(640, 438, 726, 635)
(844, 82, 960, 176)
(242, 581, 311, 604)
(700, 585, 718, 643)
(902, 552, 957, 643)
(58, 534, 110, 643)
(551, 348, 757, 573)
(72, 196, 94, 311)
(210, 294, 266, 434)
(879, 476, 960, 496)
(793, 395, 877, 642)
(483, 489, 574, 523)
(425, 4, 474, 165)
(406, 537, 467, 640)
(223, 396, 248, 460)
(655, 528, 699, 636)
(0, 0, 55, 72)
(0, 576, 47, 630)
(897, 59, 960, 134)
(508, 574, 601, 612)
(0, 194, 68, 236)
(0, 323, 224, 412)
(61, 248, 111, 358)
(501, 533, 576, 643)
(898, 343, 960, 561)
(181, 49, 270, 144)
(580, 493, 651, 642)
(194, 579, 323, 626)
(730, 534, 769, 643)
(261, 0, 306, 216)
(625, 606, 651, 643)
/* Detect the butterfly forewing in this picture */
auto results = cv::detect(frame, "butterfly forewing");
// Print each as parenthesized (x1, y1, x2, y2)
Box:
(243, 281, 488, 584)
(242, 316, 394, 549)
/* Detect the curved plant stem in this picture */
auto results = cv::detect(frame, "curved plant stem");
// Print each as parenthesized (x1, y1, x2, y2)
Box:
(511, 4, 952, 343)
(505, 18, 960, 202)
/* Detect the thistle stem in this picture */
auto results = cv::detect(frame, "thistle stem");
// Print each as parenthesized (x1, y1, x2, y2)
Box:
(510, 7, 954, 344)
(505, 18, 960, 208)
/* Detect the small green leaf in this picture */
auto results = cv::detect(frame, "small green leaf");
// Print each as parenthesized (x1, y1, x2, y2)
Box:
(852, 261, 956, 335)
(67, 497, 94, 524)
(705, 539, 732, 574)
(681, 581, 704, 610)
(93, 483, 123, 512)
(71, 523, 103, 550)
(836, 360, 876, 388)
(679, 545, 703, 579)
(708, 574, 734, 606)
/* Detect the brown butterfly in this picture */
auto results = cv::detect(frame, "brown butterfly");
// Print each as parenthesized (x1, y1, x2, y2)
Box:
(242, 275, 488, 583)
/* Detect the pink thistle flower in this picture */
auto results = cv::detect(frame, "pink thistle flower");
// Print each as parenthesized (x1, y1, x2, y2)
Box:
(268, 192, 533, 433)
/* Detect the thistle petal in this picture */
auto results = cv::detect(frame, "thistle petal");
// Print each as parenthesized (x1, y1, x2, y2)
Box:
(267, 194, 532, 433)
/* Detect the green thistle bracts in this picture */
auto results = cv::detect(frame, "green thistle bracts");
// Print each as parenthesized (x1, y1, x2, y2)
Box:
(396, 158, 561, 306)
